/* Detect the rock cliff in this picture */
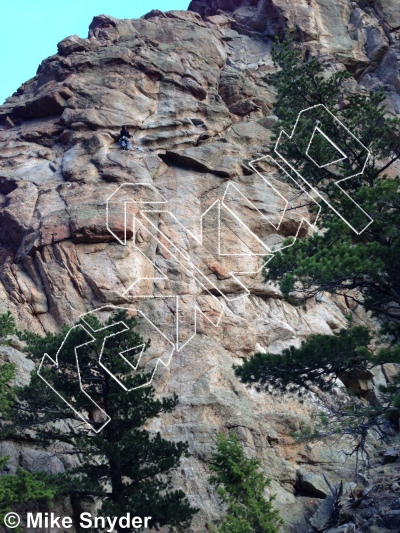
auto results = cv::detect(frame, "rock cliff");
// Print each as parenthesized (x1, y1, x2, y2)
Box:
(0, 1, 399, 531)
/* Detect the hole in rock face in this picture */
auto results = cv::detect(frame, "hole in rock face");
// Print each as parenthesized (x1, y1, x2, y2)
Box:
(0, 179, 18, 196)
(0, 213, 25, 252)
(0, 181, 26, 252)
(0, 245, 14, 264)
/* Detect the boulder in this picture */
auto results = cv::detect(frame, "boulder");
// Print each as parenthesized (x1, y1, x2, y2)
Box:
(383, 447, 399, 464)
(0, 345, 35, 387)
(379, 0, 400, 31)
(310, 495, 335, 530)
(325, 525, 355, 533)
(297, 468, 329, 498)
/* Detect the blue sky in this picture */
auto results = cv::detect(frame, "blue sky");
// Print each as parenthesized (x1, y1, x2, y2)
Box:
(0, 1, 190, 104)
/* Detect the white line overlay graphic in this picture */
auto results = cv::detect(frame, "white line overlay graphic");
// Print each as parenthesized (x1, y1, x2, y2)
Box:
(274, 104, 373, 234)
(38, 305, 175, 432)
(38, 104, 373, 431)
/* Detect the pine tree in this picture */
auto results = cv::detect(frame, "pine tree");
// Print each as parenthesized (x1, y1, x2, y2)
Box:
(235, 325, 373, 395)
(0, 311, 16, 340)
(0, 455, 61, 530)
(236, 35, 400, 463)
(6, 309, 197, 532)
(208, 433, 283, 533)
(0, 349, 61, 529)
(266, 34, 400, 319)
(235, 325, 400, 467)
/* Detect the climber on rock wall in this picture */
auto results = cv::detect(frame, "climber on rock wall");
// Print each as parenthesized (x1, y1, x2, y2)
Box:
(119, 125, 131, 150)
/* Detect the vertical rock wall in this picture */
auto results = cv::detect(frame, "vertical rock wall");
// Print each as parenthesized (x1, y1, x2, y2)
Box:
(0, 3, 399, 530)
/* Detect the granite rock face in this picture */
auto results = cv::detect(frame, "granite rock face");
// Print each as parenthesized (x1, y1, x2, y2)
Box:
(0, 2, 399, 531)
(189, 0, 400, 94)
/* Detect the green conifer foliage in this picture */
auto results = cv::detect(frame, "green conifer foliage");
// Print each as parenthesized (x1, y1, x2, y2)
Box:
(237, 36, 400, 463)
(0, 355, 61, 529)
(7, 310, 197, 532)
(209, 433, 283, 533)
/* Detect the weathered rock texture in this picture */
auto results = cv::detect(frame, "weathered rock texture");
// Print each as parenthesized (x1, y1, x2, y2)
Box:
(0, 2, 399, 531)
